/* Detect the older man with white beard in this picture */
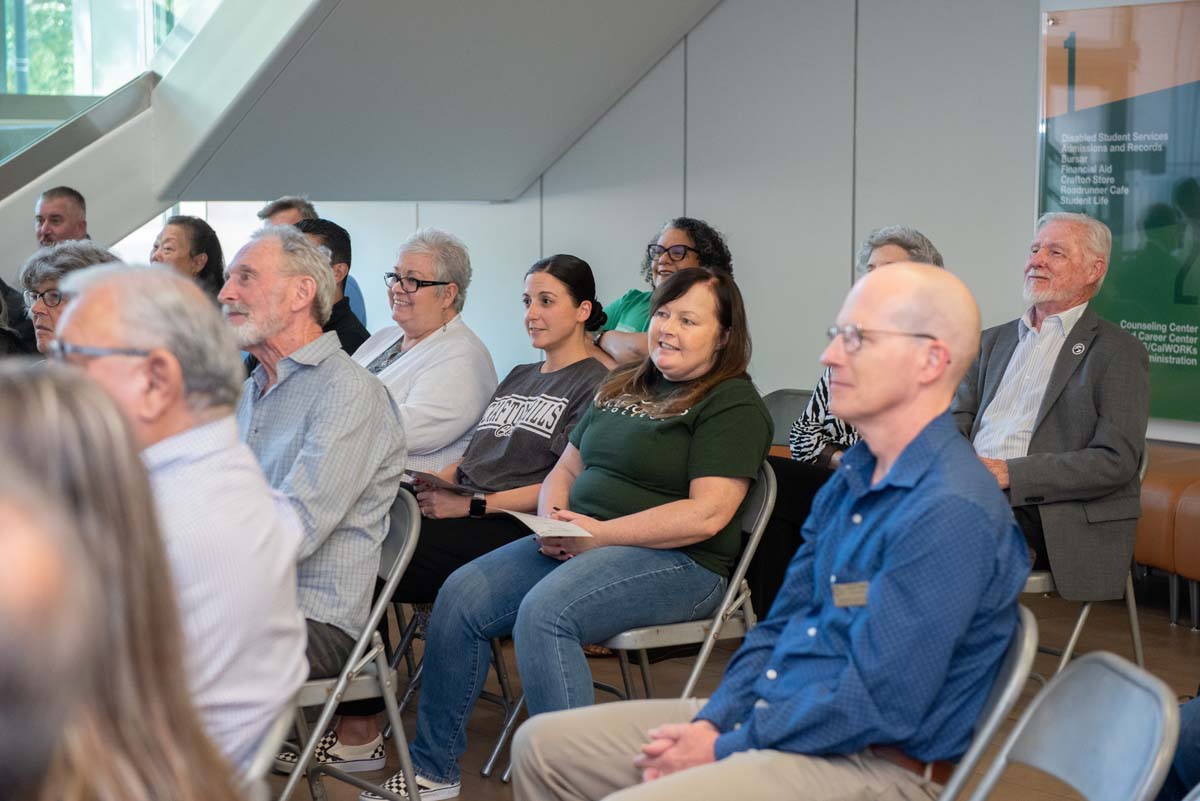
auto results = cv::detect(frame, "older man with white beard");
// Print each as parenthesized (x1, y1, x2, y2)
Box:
(952, 212, 1149, 604)
(219, 225, 405, 682)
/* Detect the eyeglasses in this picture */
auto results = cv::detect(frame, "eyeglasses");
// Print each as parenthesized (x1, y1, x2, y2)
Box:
(383, 273, 452, 294)
(24, 288, 65, 308)
(826, 324, 937, 353)
(48, 340, 152, 362)
(647, 244, 701, 263)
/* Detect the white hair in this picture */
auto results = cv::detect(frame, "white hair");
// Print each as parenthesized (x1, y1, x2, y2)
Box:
(1036, 212, 1112, 265)
(251, 225, 336, 325)
(398, 228, 472, 312)
(61, 264, 246, 413)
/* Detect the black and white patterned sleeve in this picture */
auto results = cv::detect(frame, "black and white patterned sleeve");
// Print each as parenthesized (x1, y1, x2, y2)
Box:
(787, 366, 858, 463)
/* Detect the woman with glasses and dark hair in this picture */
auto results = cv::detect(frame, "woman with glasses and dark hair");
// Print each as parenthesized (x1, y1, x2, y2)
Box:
(306, 254, 612, 775)
(594, 216, 733, 366)
(361, 267, 771, 801)
(150, 215, 225, 300)
(350, 228, 498, 471)
(18, 240, 120, 354)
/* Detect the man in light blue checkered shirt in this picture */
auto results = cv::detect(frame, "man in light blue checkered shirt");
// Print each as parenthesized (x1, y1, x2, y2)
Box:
(223, 225, 406, 680)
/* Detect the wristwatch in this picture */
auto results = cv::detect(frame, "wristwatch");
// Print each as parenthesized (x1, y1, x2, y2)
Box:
(469, 492, 487, 519)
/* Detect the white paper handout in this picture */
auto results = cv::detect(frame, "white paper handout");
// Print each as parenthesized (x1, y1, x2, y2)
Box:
(495, 509, 593, 538)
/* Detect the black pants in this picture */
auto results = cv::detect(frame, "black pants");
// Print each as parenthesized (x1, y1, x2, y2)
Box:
(745, 456, 835, 616)
(1012, 503, 1048, 570)
(341, 513, 531, 717)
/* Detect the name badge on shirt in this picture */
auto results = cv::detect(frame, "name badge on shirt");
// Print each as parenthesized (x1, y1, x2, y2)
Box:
(832, 581, 869, 608)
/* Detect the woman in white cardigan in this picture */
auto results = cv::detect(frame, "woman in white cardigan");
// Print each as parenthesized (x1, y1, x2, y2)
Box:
(353, 228, 497, 472)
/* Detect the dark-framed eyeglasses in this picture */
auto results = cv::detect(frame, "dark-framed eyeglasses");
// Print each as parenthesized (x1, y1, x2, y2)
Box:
(383, 273, 452, 294)
(647, 244, 701, 263)
(826, 323, 937, 354)
(24, 288, 65, 308)
(48, 340, 153, 363)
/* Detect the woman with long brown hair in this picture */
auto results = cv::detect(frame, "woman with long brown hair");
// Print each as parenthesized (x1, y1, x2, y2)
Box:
(362, 267, 772, 801)
(0, 363, 244, 801)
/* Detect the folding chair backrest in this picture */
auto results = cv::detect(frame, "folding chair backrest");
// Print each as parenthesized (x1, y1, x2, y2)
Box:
(937, 605, 1037, 801)
(762, 388, 813, 447)
(731, 461, 778, 625)
(678, 461, 776, 698)
(967, 651, 1179, 801)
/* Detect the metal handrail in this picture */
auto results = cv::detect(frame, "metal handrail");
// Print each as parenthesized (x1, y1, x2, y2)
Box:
(0, 71, 158, 199)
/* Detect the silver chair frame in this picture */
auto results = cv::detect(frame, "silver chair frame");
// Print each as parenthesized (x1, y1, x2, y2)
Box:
(242, 705, 295, 801)
(937, 605, 1038, 801)
(1023, 446, 1149, 674)
(277, 491, 422, 801)
(964, 651, 1179, 801)
(602, 460, 778, 699)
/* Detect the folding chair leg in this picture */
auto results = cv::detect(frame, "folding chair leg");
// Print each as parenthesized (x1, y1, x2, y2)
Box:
(398, 659, 423, 715)
(502, 759, 513, 783)
(616, 649, 636, 699)
(1176, 573, 1185, 628)
(378, 645, 421, 801)
(637, 649, 656, 699)
(1125, 573, 1144, 668)
(482, 693, 525, 777)
(279, 680, 349, 801)
(490, 637, 516, 707)
(1190, 580, 1199, 631)
(1056, 602, 1092, 674)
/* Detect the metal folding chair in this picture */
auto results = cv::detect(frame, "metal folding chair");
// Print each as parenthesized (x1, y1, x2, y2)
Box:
(762, 388, 814, 447)
(937, 605, 1038, 801)
(964, 651, 1179, 801)
(1023, 447, 1149, 674)
(278, 491, 422, 801)
(602, 460, 778, 699)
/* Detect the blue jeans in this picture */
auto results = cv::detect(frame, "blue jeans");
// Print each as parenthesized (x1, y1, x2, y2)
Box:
(1158, 697, 1200, 801)
(408, 535, 726, 783)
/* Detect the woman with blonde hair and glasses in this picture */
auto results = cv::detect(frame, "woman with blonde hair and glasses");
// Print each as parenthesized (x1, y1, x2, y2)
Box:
(0, 363, 244, 801)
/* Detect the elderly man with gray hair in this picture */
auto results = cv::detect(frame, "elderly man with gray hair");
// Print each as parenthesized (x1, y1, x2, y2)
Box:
(219, 226, 406, 685)
(54, 263, 308, 769)
(953, 211, 1149, 603)
(19, 240, 119, 354)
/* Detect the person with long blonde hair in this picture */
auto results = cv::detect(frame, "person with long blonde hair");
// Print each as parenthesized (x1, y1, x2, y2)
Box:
(0, 363, 244, 801)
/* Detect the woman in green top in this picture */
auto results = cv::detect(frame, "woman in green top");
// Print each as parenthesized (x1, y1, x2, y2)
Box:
(386, 267, 771, 799)
(593, 216, 733, 366)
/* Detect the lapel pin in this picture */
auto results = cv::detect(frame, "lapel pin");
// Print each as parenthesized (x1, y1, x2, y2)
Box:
(1072, 343, 1085, 355)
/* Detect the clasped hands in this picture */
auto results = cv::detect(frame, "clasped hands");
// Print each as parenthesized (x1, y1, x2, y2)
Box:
(633, 720, 720, 782)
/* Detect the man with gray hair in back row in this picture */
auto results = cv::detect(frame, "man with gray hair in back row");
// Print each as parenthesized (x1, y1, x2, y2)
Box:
(219, 226, 406, 694)
(54, 264, 308, 769)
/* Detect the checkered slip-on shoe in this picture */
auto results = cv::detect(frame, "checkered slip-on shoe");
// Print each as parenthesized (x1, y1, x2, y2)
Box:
(273, 728, 386, 775)
(358, 770, 460, 801)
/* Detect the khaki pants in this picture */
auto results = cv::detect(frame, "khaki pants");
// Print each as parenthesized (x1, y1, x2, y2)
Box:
(512, 699, 941, 801)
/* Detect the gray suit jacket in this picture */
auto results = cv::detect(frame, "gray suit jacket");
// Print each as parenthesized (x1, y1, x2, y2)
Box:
(952, 305, 1149, 601)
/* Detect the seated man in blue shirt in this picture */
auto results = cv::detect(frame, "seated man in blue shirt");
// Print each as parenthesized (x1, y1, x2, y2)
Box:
(511, 263, 1030, 801)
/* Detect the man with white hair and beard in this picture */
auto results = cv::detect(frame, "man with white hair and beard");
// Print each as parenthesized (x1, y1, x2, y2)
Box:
(219, 226, 405, 684)
(953, 212, 1149, 605)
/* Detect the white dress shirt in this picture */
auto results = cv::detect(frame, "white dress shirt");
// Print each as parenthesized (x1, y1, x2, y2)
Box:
(352, 314, 497, 472)
(144, 416, 308, 770)
(973, 302, 1089, 461)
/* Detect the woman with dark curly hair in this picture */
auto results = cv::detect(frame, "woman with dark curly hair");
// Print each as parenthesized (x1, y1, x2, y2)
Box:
(593, 216, 732, 366)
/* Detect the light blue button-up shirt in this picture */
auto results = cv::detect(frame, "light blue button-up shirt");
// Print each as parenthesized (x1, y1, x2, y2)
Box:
(696, 412, 1029, 763)
(972, 302, 1088, 460)
(237, 331, 406, 638)
(144, 415, 308, 768)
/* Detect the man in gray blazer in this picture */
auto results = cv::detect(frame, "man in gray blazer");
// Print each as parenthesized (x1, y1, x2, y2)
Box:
(952, 212, 1149, 602)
